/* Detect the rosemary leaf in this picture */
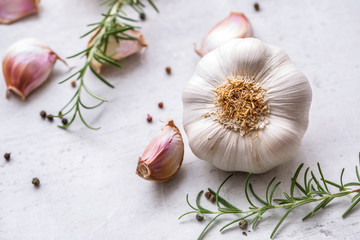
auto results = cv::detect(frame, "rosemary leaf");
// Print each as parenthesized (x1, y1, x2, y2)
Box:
(266, 177, 276, 204)
(89, 66, 115, 88)
(269, 181, 281, 206)
(317, 162, 330, 192)
(294, 181, 307, 195)
(245, 173, 256, 208)
(342, 196, 360, 218)
(290, 163, 304, 198)
(208, 188, 239, 210)
(196, 190, 211, 213)
(249, 183, 267, 206)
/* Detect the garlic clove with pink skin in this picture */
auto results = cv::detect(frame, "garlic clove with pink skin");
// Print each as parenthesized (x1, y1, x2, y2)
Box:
(89, 29, 148, 73)
(136, 120, 184, 182)
(0, 0, 40, 24)
(195, 12, 253, 57)
(2, 38, 67, 100)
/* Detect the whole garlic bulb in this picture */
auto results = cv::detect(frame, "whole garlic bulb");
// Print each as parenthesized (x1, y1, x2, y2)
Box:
(183, 38, 312, 173)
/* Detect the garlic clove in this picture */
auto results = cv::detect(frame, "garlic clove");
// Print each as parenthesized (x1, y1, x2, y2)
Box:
(89, 29, 148, 73)
(0, 0, 40, 24)
(195, 12, 253, 57)
(136, 120, 184, 182)
(2, 38, 66, 100)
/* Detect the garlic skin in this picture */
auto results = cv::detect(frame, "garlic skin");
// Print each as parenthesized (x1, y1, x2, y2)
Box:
(0, 0, 40, 24)
(136, 120, 184, 182)
(183, 38, 312, 173)
(2, 38, 66, 100)
(89, 29, 148, 73)
(195, 12, 253, 57)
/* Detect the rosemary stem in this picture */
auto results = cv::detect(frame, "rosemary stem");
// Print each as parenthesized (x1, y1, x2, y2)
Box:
(219, 189, 357, 216)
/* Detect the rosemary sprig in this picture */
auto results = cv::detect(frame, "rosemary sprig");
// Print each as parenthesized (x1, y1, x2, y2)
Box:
(180, 154, 360, 239)
(55, 0, 158, 129)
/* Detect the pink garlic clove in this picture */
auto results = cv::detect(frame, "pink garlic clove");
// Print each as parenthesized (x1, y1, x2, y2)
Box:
(195, 12, 253, 57)
(136, 120, 184, 182)
(2, 38, 66, 100)
(0, 0, 40, 24)
(89, 28, 148, 73)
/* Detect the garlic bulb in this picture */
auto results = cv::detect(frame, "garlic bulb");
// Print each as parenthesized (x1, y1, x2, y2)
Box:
(0, 0, 40, 24)
(136, 121, 184, 182)
(195, 12, 253, 57)
(89, 29, 148, 73)
(2, 38, 66, 100)
(183, 38, 312, 173)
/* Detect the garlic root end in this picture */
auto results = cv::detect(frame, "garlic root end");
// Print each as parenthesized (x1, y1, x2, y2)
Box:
(136, 162, 151, 179)
(7, 86, 26, 100)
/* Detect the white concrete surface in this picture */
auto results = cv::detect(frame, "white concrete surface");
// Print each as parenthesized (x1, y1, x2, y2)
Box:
(1, 0, 360, 239)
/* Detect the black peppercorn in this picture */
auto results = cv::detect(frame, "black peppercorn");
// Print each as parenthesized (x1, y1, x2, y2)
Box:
(40, 111, 46, 119)
(254, 3, 260, 11)
(204, 191, 211, 199)
(62, 118, 68, 125)
(32, 177, 40, 187)
(140, 13, 146, 20)
(196, 214, 204, 221)
(239, 219, 248, 229)
(47, 115, 54, 122)
(71, 80, 76, 88)
(209, 194, 216, 203)
(4, 153, 11, 161)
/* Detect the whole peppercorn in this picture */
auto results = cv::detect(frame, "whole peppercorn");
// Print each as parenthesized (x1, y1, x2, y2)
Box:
(47, 115, 54, 122)
(204, 191, 211, 199)
(209, 194, 216, 203)
(147, 114, 152, 123)
(239, 219, 248, 229)
(62, 118, 68, 125)
(140, 13, 146, 20)
(4, 153, 11, 161)
(40, 111, 46, 119)
(71, 80, 76, 88)
(254, 2, 260, 11)
(32, 177, 40, 187)
(158, 102, 164, 109)
(165, 66, 171, 75)
(196, 214, 204, 221)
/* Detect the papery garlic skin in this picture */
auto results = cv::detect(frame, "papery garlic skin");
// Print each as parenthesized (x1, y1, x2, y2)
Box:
(0, 0, 40, 24)
(2, 38, 65, 100)
(183, 38, 312, 173)
(89, 29, 148, 73)
(136, 120, 184, 182)
(195, 12, 253, 57)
